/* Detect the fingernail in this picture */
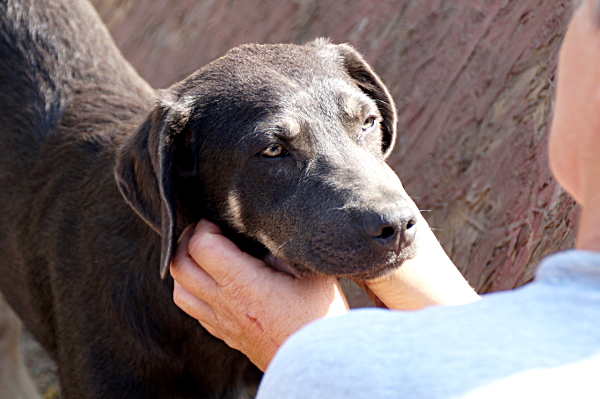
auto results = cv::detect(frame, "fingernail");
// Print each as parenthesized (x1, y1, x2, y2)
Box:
(178, 223, 197, 244)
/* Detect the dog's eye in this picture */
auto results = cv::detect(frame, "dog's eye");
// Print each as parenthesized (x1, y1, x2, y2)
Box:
(261, 144, 288, 158)
(362, 116, 378, 131)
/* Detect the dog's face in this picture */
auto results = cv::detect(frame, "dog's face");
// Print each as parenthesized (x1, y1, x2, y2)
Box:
(116, 39, 420, 281)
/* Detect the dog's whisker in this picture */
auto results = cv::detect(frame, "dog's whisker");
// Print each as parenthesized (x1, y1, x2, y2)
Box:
(276, 238, 294, 253)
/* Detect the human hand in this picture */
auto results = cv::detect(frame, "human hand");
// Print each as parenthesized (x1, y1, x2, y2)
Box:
(360, 212, 480, 310)
(170, 219, 349, 371)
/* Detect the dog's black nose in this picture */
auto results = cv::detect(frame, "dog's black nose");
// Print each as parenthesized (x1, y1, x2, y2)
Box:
(362, 210, 418, 254)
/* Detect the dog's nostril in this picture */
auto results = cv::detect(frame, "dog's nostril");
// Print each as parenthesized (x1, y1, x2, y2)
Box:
(362, 211, 418, 254)
(379, 226, 396, 240)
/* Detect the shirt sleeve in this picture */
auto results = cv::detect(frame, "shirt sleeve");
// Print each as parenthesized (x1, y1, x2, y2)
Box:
(256, 309, 409, 399)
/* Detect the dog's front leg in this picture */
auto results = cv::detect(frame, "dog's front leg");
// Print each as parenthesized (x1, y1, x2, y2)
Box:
(0, 293, 41, 399)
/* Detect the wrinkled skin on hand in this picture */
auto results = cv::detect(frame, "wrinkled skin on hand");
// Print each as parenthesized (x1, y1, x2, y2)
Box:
(171, 220, 349, 371)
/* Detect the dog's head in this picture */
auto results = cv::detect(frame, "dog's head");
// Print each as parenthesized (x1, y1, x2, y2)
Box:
(115, 39, 420, 281)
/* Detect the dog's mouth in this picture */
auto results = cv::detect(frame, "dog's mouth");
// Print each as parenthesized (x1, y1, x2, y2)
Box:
(261, 252, 302, 279)
(242, 225, 420, 282)
(336, 255, 410, 281)
(260, 249, 413, 282)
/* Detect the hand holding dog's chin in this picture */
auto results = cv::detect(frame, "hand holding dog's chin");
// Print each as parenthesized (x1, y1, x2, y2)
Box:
(170, 219, 349, 371)
(365, 213, 480, 311)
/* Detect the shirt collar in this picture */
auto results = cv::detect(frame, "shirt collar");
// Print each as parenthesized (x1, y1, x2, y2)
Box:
(535, 250, 600, 288)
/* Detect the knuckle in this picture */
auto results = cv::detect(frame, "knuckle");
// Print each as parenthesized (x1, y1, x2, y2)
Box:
(172, 289, 184, 307)
(169, 255, 184, 277)
(219, 274, 262, 310)
(186, 231, 208, 259)
(173, 283, 187, 305)
(187, 231, 222, 265)
(221, 279, 247, 300)
(219, 265, 254, 290)
(172, 283, 190, 309)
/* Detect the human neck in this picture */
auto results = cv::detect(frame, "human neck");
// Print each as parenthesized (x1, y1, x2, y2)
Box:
(576, 192, 600, 252)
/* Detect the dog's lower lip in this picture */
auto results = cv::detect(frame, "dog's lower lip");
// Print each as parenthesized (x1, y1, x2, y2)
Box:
(262, 252, 301, 278)
(346, 264, 399, 282)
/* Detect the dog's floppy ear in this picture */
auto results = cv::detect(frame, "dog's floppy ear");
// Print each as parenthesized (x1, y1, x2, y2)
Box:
(114, 90, 193, 279)
(336, 44, 398, 158)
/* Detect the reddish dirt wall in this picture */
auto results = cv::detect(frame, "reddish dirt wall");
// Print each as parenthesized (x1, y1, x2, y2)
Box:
(91, 0, 578, 293)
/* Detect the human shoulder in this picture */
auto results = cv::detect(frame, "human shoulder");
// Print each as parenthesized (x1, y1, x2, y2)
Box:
(257, 251, 600, 399)
(257, 304, 496, 399)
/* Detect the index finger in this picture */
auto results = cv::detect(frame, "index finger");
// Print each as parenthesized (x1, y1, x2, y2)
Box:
(187, 219, 269, 288)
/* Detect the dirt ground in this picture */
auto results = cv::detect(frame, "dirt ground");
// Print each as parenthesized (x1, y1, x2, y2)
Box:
(20, 330, 61, 399)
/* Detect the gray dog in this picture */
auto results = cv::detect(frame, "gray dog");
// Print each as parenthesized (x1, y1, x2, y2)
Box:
(0, 0, 420, 398)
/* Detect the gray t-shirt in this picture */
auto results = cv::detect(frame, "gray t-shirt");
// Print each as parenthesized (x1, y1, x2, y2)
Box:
(256, 250, 600, 398)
